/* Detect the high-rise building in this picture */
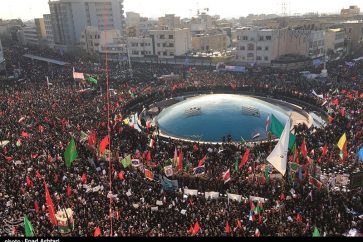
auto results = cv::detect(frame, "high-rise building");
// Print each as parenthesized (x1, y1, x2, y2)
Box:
(48, 0, 125, 46)
(21, 18, 47, 46)
(0, 39, 5, 73)
(43, 14, 55, 48)
(340, 5, 360, 17)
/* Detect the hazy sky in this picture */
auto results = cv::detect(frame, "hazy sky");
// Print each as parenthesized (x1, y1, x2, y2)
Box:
(0, 0, 362, 21)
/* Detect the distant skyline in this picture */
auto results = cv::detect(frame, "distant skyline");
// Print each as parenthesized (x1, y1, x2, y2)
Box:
(0, 0, 362, 21)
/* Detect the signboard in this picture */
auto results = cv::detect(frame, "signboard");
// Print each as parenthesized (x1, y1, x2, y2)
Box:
(349, 172, 363, 189)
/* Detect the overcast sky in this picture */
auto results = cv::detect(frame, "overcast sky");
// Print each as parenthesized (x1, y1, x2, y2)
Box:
(0, 0, 362, 21)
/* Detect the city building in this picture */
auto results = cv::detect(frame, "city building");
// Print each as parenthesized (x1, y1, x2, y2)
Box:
(192, 30, 228, 51)
(0, 39, 5, 73)
(126, 12, 141, 28)
(21, 18, 47, 46)
(138, 18, 158, 36)
(149, 28, 192, 58)
(48, 0, 125, 47)
(127, 36, 153, 58)
(308, 30, 325, 58)
(342, 20, 363, 52)
(158, 14, 181, 29)
(43, 14, 55, 48)
(235, 27, 325, 65)
(325, 28, 345, 52)
(340, 5, 360, 17)
(80, 26, 121, 53)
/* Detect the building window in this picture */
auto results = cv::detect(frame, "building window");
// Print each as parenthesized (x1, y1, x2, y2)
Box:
(170, 52, 174, 56)
(157, 43, 160, 47)
(266, 36, 272, 40)
(265, 46, 269, 51)
(241, 56, 245, 60)
(247, 53, 254, 58)
(132, 42, 138, 47)
(247, 43, 254, 51)
(132, 50, 139, 55)
(240, 46, 245, 50)
(237, 36, 240, 40)
(256, 46, 262, 51)
(162, 43, 167, 47)
(157, 51, 161, 55)
(256, 56, 262, 60)
(169, 43, 174, 47)
(160, 35, 165, 39)
(264, 56, 269, 61)
(140, 43, 144, 47)
(242, 36, 248, 40)
(163, 51, 167, 56)
(259, 36, 264, 41)
(169, 35, 173, 39)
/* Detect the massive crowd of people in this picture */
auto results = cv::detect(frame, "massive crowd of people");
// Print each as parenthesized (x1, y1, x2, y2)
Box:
(0, 45, 362, 237)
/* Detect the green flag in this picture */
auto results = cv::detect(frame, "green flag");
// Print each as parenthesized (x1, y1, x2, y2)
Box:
(313, 227, 320, 237)
(121, 155, 132, 168)
(24, 215, 34, 237)
(184, 159, 189, 172)
(87, 76, 98, 84)
(270, 114, 296, 149)
(265, 163, 269, 183)
(64, 138, 78, 168)
(235, 157, 239, 172)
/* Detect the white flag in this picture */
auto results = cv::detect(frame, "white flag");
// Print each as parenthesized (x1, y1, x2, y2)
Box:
(266, 118, 290, 176)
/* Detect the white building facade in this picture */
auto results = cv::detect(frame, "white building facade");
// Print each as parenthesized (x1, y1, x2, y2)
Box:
(48, 0, 125, 46)
(149, 28, 192, 58)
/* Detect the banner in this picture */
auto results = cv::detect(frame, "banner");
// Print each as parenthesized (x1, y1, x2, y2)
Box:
(309, 176, 323, 189)
(159, 175, 178, 191)
(227, 193, 242, 202)
(164, 165, 173, 177)
(184, 188, 198, 196)
(131, 159, 141, 167)
(205, 191, 220, 200)
(249, 195, 268, 203)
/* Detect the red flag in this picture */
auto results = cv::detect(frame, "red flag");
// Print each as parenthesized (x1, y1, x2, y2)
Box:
(188, 225, 194, 234)
(118, 171, 124, 181)
(38, 125, 44, 133)
(280, 193, 285, 201)
(146, 150, 152, 162)
(250, 201, 255, 211)
(222, 169, 231, 183)
(31, 153, 38, 159)
(94, 227, 101, 237)
(322, 144, 328, 156)
(36, 170, 42, 179)
(304, 166, 309, 178)
(99, 135, 109, 156)
(67, 184, 72, 196)
(88, 130, 97, 146)
(192, 221, 200, 236)
(328, 115, 334, 124)
(236, 219, 242, 229)
(347, 93, 353, 100)
(26, 176, 34, 188)
(239, 148, 250, 169)
(44, 181, 58, 226)
(4, 156, 13, 161)
(21, 131, 30, 138)
(360, 93, 363, 98)
(331, 98, 339, 106)
(300, 138, 307, 158)
(34, 201, 39, 214)
(81, 173, 87, 184)
(342, 142, 348, 161)
(178, 148, 183, 171)
(225, 221, 231, 233)
(340, 107, 346, 117)
(198, 154, 207, 167)
(296, 213, 302, 222)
